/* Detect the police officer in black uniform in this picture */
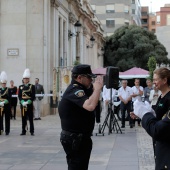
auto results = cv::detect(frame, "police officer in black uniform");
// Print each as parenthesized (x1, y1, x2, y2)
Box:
(18, 68, 35, 136)
(58, 64, 103, 170)
(0, 71, 11, 135)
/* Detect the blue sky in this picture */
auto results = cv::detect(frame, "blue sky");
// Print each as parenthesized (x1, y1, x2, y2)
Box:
(140, 0, 170, 12)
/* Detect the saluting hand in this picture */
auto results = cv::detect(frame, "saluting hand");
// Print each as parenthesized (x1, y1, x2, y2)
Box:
(93, 76, 103, 91)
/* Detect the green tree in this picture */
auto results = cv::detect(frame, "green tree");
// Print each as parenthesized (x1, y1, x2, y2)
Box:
(147, 56, 156, 80)
(104, 25, 168, 71)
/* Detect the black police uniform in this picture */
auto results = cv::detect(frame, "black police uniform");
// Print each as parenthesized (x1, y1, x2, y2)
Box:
(9, 86, 18, 119)
(0, 87, 11, 135)
(155, 91, 170, 120)
(18, 84, 35, 135)
(59, 79, 95, 170)
(151, 92, 170, 155)
(142, 112, 170, 170)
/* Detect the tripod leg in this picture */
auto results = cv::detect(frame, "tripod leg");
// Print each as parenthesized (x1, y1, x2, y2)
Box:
(100, 111, 110, 134)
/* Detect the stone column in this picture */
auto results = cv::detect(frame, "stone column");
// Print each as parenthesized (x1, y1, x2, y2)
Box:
(43, 0, 50, 116)
(59, 17, 63, 66)
(82, 27, 88, 64)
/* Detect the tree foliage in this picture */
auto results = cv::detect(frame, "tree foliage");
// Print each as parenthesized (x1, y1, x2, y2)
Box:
(104, 25, 169, 71)
(147, 56, 156, 80)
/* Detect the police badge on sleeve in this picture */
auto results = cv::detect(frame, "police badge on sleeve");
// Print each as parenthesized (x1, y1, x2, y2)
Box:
(74, 90, 85, 97)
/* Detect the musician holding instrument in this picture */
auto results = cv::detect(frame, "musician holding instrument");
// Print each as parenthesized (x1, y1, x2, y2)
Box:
(18, 68, 35, 136)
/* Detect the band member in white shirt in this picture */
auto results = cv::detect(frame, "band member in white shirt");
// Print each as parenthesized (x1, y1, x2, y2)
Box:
(102, 85, 116, 117)
(118, 80, 133, 128)
(131, 78, 144, 127)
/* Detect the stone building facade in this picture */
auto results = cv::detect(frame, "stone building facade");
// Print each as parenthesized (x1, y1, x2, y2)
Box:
(0, 0, 104, 115)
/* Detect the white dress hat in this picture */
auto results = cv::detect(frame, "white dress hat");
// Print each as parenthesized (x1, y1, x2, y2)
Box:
(0, 71, 7, 83)
(23, 68, 31, 78)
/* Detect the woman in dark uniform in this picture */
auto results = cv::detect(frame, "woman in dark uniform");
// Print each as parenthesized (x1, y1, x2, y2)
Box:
(152, 68, 170, 156)
(131, 67, 170, 170)
(9, 80, 18, 120)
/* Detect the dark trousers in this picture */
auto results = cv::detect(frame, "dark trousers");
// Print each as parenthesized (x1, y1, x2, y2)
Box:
(95, 101, 101, 123)
(0, 106, 10, 133)
(60, 132, 92, 170)
(11, 105, 17, 118)
(120, 101, 133, 126)
(21, 104, 34, 133)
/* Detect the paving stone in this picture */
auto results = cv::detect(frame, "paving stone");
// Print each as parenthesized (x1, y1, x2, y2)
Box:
(0, 111, 155, 170)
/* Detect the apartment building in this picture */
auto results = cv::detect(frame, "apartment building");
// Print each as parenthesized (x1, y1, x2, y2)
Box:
(141, 6, 149, 30)
(148, 13, 156, 33)
(90, 0, 141, 36)
(156, 4, 170, 27)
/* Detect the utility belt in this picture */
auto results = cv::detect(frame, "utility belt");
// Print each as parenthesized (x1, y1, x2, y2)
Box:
(61, 130, 91, 151)
(61, 130, 91, 138)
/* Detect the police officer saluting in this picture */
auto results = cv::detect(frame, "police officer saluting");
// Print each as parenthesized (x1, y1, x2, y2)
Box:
(59, 64, 103, 170)
(0, 71, 11, 135)
(18, 69, 35, 136)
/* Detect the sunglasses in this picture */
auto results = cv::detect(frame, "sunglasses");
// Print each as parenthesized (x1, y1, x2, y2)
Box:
(81, 74, 92, 79)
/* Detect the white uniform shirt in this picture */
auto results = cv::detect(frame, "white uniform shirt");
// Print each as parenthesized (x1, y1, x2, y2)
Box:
(102, 85, 116, 102)
(131, 86, 144, 102)
(118, 86, 133, 101)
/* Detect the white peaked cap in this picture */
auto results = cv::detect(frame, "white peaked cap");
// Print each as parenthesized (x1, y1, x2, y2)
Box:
(23, 68, 31, 78)
(0, 71, 7, 83)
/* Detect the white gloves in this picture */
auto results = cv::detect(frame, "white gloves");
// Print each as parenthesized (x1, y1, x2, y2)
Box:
(144, 101, 156, 116)
(0, 102, 5, 107)
(22, 102, 28, 107)
(133, 100, 154, 119)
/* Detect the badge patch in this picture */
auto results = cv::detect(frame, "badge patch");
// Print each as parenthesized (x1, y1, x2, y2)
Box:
(74, 90, 85, 97)
(159, 103, 163, 107)
(20, 87, 23, 90)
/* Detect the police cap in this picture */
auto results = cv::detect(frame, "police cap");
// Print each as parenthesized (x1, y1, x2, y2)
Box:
(72, 64, 97, 78)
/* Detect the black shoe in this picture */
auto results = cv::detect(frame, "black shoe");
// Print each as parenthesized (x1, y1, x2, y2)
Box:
(130, 125, 133, 128)
(14, 117, 16, 120)
(121, 125, 125, 128)
(6, 132, 9, 135)
(31, 133, 34, 136)
(38, 117, 41, 120)
(34, 118, 38, 120)
(20, 133, 26, 136)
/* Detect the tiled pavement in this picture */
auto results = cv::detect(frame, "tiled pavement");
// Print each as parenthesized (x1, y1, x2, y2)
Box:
(0, 113, 155, 170)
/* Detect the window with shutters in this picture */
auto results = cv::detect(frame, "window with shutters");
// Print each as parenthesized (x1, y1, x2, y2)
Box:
(106, 19, 115, 28)
(106, 4, 115, 13)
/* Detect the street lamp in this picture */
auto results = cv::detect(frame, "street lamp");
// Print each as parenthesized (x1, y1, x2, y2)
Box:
(68, 20, 82, 39)
(87, 35, 95, 48)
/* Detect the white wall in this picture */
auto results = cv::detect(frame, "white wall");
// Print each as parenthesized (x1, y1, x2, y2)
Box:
(156, 26, 170, 59)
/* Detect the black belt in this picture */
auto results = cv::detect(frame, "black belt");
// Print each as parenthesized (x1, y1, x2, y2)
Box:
(61, 130, 91, 138)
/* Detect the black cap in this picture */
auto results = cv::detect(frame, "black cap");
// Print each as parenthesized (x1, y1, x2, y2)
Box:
(72, 64, 97, 78)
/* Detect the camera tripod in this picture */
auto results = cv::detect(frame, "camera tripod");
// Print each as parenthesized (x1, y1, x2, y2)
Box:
(96, 89, 122, 136)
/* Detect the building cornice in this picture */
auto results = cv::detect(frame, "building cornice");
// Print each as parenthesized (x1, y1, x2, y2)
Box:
(68, 0, 97, 31)
(51, 0, 70, 14)
(69, 12, 77, 24)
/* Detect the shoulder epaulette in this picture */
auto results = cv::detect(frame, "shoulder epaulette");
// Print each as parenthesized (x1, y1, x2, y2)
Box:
(73, 84, 79, 87)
